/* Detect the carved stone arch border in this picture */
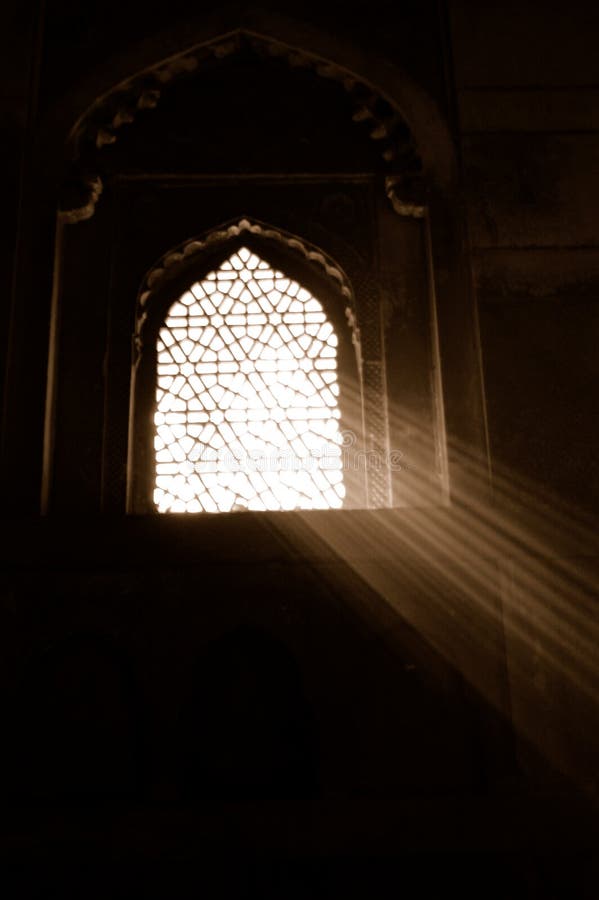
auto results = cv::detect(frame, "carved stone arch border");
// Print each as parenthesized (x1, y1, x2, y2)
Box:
(66, 31, 421, 167)
(133, 216, 361, 367)
(127, 216, 369, 513)
(138, 217, 353, 316)
(55, 14, 453, 223)
(46, 8, 455, 177)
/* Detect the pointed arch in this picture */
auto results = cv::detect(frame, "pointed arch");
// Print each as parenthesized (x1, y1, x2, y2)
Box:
(154, 245, 345, 513)
(50, 10, 457, 221)
(128, 221, 366, 513)
(136, 217, 355, 329)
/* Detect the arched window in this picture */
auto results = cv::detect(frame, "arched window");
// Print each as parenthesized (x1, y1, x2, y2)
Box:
(43, 27, 484, 516)
(153, 247, 344, 512)
(128, 226, 365, 515)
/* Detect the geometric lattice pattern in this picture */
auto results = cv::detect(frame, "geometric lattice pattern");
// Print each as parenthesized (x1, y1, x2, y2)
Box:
(154, 247, 344, 512)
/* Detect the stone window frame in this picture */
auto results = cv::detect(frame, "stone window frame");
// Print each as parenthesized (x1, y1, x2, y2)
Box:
(128, 220, 372, 513)
(16, 15, 489, 516)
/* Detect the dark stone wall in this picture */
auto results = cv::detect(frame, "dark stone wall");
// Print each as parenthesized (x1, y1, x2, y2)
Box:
(449, 1, 599, 836)
(0, 2, 597, 895)
(451, 0, 599, 515)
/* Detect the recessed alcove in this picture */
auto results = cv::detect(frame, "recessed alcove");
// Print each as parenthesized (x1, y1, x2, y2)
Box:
(49, 36, 451, 514)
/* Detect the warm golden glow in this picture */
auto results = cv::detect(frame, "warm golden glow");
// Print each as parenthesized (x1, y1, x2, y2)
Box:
(154, 247, 344, 512)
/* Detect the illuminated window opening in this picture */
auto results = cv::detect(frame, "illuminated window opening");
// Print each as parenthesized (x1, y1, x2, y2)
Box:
(153, 247, 344, 512)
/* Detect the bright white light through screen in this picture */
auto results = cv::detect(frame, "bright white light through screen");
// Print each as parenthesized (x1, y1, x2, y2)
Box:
(153, 247, 345, 512)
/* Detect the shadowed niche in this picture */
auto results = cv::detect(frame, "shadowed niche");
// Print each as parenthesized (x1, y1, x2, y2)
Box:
(178, 626, 318, 802)
(12, 635, 145, 805)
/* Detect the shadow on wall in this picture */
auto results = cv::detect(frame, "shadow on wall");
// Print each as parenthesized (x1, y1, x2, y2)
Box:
(177, 625, 318, 803)
(9, 633, 147, 805)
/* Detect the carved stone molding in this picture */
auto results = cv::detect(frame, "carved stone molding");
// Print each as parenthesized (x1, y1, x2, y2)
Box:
(134, 218, 357, 361)
(345, 306, 362, 377)
(59, 172, 103, 224)
(60, 31, 423, 223)
(385, 174, 427, 219)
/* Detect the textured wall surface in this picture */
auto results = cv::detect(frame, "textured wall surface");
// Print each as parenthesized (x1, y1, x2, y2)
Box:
(0, 2, 597, 896)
